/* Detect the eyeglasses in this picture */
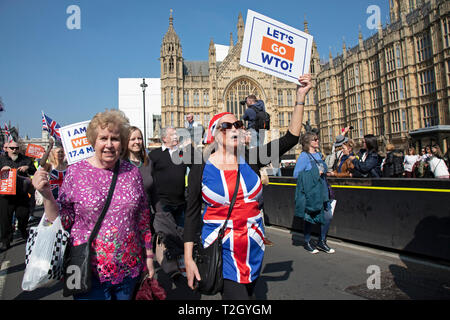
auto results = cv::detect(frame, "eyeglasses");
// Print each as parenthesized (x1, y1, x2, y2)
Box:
(312, 138, 319, 141)
(8, 147, 19, 150)
(218, 121, 244, 131)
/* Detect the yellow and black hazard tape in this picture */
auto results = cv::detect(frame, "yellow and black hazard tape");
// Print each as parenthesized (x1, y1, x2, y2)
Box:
(268, 182, 450, 193)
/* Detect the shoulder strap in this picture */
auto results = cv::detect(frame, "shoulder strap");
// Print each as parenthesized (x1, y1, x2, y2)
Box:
(306, 152, 321, 167)
(88, 160, 120, 244)
(432, 158, 442, 175)
(218, 166, 241, 239)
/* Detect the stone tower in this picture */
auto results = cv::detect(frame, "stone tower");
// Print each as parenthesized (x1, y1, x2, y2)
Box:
(160, 9, 184, 127)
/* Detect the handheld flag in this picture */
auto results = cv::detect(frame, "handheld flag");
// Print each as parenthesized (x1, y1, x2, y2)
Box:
(42, 112, 61, 140)
(4, 124, 13, 143)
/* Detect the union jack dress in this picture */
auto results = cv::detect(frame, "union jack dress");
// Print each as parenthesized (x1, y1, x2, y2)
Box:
(201, 161, 265, 284)
(49, 168, 67, 200)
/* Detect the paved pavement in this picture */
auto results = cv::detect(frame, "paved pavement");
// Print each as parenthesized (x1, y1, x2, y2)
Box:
(1, 207, 450, 300)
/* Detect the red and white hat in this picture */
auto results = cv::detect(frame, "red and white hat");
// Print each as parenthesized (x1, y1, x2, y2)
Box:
(203, 112, 233, 144)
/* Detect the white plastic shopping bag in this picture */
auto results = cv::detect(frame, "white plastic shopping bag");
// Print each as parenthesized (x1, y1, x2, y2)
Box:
(21, 214, 70, 291)
(330, 199, 337, 217)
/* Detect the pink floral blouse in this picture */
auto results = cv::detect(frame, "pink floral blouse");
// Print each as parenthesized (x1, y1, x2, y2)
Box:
(57, 160, 152, 284)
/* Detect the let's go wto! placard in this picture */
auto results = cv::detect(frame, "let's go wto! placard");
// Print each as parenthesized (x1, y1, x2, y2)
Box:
(60, 121, 94, 165)
(240, 9, 313, 85)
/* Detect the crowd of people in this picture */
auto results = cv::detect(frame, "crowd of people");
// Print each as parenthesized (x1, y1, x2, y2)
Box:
(0, 71, 448, 301)
(324, 130, 449, 180)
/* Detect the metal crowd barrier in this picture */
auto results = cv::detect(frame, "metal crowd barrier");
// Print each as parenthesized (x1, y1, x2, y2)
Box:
(263, 176, 450, 262)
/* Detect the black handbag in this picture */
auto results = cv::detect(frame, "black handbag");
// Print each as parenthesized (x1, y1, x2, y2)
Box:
(62, 161, 120, 297)
(194, 167, 240, 295)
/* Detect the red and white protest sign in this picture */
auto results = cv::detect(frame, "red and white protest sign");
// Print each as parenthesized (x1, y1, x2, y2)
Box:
(25, 144, 46, 159)
(0, 169, 17, 195)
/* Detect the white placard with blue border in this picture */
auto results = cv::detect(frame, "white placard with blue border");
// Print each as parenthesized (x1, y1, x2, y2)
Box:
(60, 120, 94, 165)
(240, 9, 313, 84)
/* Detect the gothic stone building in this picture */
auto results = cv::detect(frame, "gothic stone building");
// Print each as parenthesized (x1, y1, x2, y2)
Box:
(160, 12, 320, 156)
(317, 0, 450, 153)
(161, 0, 450, 155)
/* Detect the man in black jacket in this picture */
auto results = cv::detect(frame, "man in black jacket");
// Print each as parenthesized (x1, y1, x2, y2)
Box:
(242, 95, 266, 148)
(0, 141, 36, 250)
(149, 127, 188, 227)
(149, 127, 196, 278)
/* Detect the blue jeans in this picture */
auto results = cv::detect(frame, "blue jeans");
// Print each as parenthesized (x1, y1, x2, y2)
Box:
(249, 128, 265, 148)
(73, 275, 139, 300)
(304, 203, 333, 243)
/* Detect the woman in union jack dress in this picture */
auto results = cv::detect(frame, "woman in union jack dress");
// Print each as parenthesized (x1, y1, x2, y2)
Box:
(184, 74, 313, 300)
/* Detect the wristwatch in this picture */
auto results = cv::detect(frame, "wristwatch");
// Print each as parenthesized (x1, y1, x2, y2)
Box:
(296, 101, 305, 105)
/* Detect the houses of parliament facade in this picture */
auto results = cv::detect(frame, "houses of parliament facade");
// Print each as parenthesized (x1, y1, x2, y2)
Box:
(160, 0, 450, 155)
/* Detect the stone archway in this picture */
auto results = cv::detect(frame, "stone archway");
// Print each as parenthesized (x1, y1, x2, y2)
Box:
(223, 77, 265, 120)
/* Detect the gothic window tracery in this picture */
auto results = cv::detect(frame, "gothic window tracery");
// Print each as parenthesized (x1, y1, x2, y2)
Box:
(225, 78, 262, 119)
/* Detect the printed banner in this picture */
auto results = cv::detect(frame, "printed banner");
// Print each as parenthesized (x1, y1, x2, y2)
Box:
(240, 9, 313, 84)
(59, 120, 94, 165)
(25, 144, 46, 159)
(0, 169, 17, 195)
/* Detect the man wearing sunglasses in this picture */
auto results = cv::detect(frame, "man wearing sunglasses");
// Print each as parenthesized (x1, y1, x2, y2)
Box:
(0, 141, 36, 251)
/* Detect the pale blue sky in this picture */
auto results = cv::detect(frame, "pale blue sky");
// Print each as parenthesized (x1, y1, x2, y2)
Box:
(0, 0, 389, 138)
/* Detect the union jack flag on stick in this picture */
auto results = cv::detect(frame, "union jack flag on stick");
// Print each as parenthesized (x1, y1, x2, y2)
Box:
(41, 112, 61, 140)
(4, 124, 13, 143)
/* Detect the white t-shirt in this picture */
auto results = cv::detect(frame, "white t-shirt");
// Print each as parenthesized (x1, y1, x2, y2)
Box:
(429, 157, 450, 178)
(404, 155, 419, 172)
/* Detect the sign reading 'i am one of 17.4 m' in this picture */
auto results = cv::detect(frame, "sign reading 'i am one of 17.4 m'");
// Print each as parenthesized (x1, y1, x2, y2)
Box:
(60, 121, 94, 165)
(240, 9, 313, 85)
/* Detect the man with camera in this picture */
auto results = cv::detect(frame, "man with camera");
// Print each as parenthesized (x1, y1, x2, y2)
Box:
(242, 95, 268, 148)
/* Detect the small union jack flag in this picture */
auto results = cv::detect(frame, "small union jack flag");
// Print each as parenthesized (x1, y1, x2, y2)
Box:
(4, 124, 13, 143)
(42, 112, 61, 140)
(49, 170, 66, 190)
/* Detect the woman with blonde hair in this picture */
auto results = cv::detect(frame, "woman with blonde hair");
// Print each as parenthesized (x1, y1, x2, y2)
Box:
(382, 143, 404, 178)
(404, 147, 420, 178)
(33, 109, 154, 300)
(39, 139, 68, 200)
(184, 74, 312, 300)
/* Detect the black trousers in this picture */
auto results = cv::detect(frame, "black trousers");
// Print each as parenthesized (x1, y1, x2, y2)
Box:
(161, 203, 185, 228)
(0, 195, 30, 242)
(221, 279, 257, 300)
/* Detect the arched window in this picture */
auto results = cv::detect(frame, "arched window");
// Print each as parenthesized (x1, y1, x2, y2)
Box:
(278, 90, 283, 106)
(203, 90, 209, 106)
(184, 91, 189, 107)
(225, 78, 262, 119)
(193, 91, 200, 106)
(169, 57, 174, 73)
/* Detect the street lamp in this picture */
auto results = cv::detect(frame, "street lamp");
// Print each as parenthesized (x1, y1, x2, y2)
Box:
(140, 78, 148, 149)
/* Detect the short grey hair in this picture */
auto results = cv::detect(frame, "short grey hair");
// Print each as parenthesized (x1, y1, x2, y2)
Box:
(161, 126, 175, 140)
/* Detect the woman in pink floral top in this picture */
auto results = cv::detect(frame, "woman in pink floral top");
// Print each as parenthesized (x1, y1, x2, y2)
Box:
(33, 110, 154, 300)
